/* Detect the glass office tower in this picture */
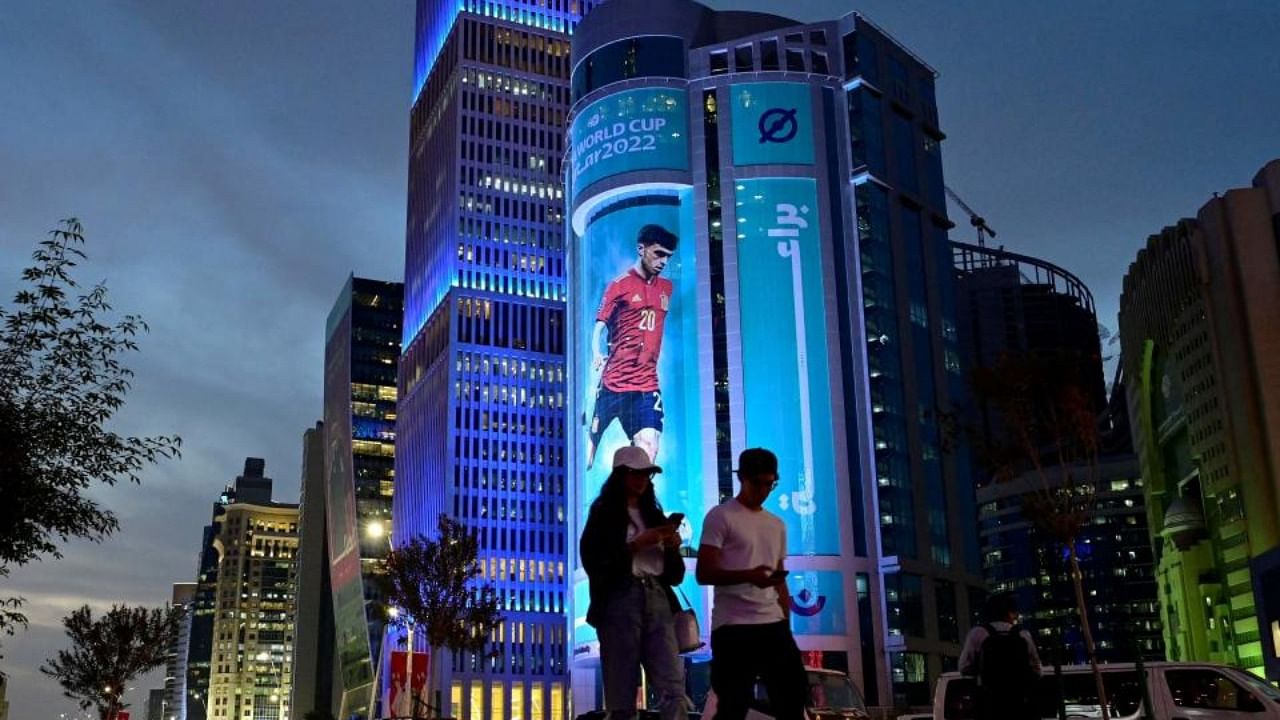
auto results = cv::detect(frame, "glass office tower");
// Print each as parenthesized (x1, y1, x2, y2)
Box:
(324, 276, 402, 720)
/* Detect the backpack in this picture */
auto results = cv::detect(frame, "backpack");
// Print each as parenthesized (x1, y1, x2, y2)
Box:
(978, 623, 1032, 689)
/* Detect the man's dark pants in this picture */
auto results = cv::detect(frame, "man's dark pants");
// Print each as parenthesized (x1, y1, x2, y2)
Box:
(710, 620, 808, 720)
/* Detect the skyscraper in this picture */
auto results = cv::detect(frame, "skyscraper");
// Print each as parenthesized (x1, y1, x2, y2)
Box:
(395, 2, 594, 718)
(956, 242, 1162, 664)
(324, 276, 402, 719)
(187, 460, 274, 720)
(1119, 159, 1280, 680)
(977, 456, 1163, 664)
(292, 421, 336, 720)
(164, 582, 196, 720)
(564, 0, 981, 708)
(205, 465, 299, 720)
(953, 241, 1107, 462)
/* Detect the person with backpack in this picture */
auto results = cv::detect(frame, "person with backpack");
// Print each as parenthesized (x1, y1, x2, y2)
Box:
(959, 591, 1043, 720)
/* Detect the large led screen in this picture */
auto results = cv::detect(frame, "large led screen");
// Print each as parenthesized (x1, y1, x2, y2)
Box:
(730, 83, 815, 166)
(788, 570, 847, 636)
(734, 178, 839, 555)
(572, 189, 705, 649)
(570, 88, 689, 199)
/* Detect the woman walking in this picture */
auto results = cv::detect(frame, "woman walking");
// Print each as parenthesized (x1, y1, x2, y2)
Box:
(581, 445, 691, 720)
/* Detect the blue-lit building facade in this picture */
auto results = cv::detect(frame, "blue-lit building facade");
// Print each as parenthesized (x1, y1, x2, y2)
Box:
(324, 276, 402, 720)
(564, 0, 982, 710)
(395, 2, 597, 719)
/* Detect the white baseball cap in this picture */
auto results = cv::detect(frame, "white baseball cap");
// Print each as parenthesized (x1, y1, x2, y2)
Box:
(611, 446, 662, 473)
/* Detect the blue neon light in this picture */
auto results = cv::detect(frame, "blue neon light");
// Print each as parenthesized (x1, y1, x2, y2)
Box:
(412, 0, 592, 102)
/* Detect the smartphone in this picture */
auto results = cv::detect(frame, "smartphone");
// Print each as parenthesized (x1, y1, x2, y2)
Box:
(769, 569, 789, 581)
(667, 512, 686, 526)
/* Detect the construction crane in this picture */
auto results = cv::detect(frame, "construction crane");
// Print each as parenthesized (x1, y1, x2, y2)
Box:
(945, 185, 997, 247)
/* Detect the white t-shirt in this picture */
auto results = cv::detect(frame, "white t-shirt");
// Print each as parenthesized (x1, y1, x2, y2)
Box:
(627, 507, 665, 578)
(699, 499, 786, 630)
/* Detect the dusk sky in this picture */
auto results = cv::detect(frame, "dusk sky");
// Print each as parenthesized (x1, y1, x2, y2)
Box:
(2, 1, 1278, 717)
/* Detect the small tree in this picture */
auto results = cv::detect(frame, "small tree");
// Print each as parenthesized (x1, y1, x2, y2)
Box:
(0, 219, 181, 639)
(41, 603, 183, 720)
(383, 515, 504, 719)
(971, 353, 1111, 720)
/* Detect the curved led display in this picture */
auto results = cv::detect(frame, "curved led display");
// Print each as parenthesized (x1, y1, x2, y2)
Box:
(570, 87, 690, 199)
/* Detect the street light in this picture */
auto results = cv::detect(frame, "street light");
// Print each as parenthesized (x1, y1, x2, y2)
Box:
(367, 520, 396, 720)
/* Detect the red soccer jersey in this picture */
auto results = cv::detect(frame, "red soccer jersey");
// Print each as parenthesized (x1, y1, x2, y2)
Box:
(596, 268, 672, 393)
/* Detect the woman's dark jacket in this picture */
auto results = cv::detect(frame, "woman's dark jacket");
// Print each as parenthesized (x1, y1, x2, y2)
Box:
(580, 500, 685, 628)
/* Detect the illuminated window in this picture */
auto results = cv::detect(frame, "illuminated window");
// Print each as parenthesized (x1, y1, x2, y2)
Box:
(491, 682, 506, 720)
(451, 682, 464, 718)
(551, 682, 564, 720)
(512, 682, 525, 720)
(470, 681, 484, 720)
(531, 682, 545, 720)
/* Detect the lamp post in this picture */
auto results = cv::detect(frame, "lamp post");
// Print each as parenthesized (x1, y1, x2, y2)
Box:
(384, 607, 419, 720)
(365, 518, 396, 720)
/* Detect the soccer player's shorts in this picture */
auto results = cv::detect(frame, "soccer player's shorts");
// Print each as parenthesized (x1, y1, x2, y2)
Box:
(589, 388, 664, 445)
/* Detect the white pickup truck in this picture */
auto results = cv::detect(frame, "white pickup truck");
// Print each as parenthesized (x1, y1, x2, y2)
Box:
(930, 662, 1280, 720)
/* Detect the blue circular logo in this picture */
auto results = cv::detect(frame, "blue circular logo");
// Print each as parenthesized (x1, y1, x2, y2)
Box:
(758, 107, 798, 144)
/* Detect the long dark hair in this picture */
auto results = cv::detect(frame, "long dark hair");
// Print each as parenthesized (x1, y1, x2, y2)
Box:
(589, 466, 667, 530)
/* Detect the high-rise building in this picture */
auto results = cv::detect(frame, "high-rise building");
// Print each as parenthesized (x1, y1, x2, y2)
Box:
(188, 460, 274, 720)
(205, 462, 299, 720)
(958, 242, 1162, 663)
(977, 455, 1163, 664)
(324, 276, 402, 720)
(164, 582, 196, 720)
(953, 241, 1107, 463)
(292, 421, 336, 720)
(395, 2, 594, 719)
(1119, 159, 1280, 680)
(563, 0, 981, 708)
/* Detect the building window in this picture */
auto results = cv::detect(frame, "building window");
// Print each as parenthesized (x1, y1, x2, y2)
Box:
(470, 681, 484, 720)
(710, 49, 729, 75)
(786, 48, 805, 72)
(890, 651, 930, 707)
(811, 51, 829, 75)
(760, 40, 779, 71)
(734, 44, 753, 72)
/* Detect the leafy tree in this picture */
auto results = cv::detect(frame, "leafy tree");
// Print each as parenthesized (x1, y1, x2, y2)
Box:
(970, 352, 1111, 720)
(383, 515, 504, 718)
(41, 603, 183, 720)
(0, 219, 181, 637)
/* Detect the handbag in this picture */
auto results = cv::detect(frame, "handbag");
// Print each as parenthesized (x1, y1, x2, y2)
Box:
(673, 587, 704, 654)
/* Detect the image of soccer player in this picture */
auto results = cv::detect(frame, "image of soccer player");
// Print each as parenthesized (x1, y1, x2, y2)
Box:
(586, 223, 678, 469)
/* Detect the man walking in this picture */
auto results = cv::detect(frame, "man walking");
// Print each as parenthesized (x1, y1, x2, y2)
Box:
(696, 448, 807, 720)
(959, 591, 1042, 720)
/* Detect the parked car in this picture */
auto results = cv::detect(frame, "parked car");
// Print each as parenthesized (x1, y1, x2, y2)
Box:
(702, 666, 871, 720)
(931, 662, 1280, 720)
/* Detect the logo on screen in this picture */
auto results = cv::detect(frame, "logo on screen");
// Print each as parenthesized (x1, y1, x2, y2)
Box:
(758, 107, 799, 144)
(792, 587, 827, 617)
